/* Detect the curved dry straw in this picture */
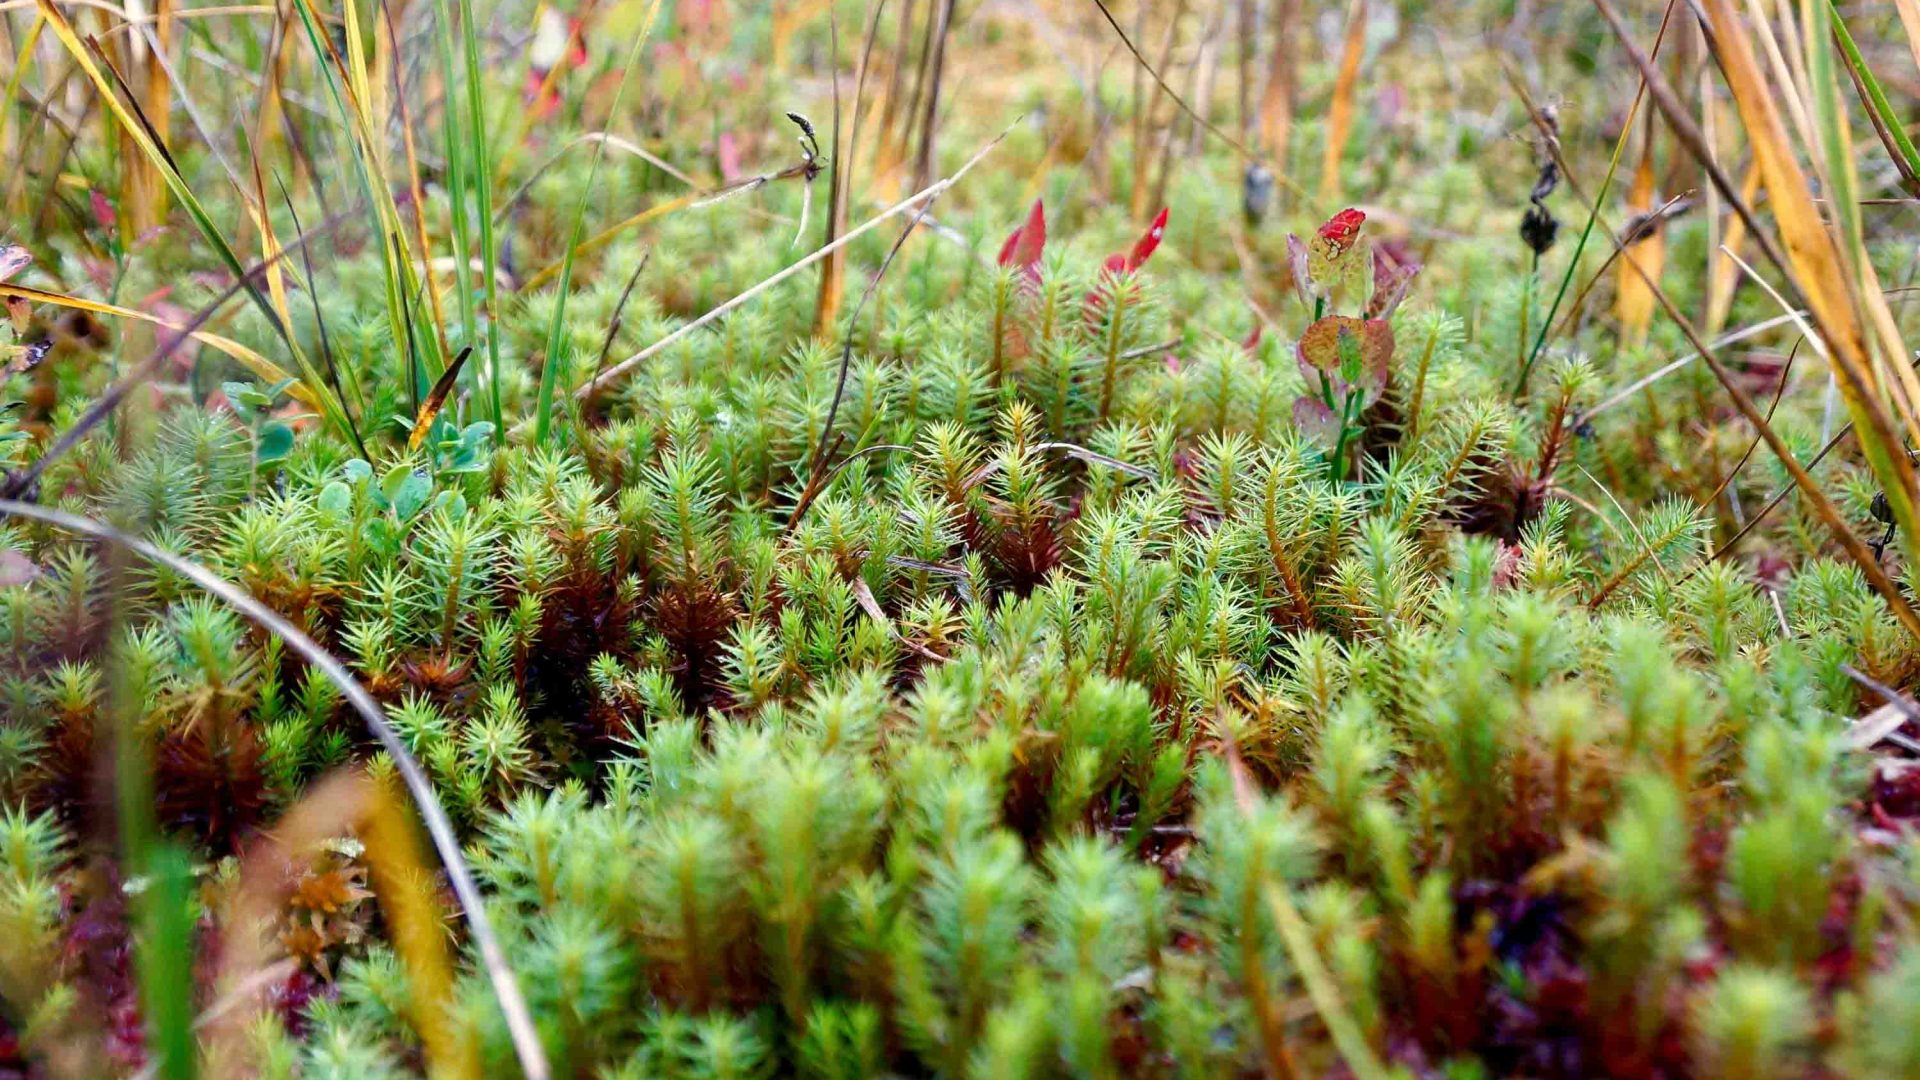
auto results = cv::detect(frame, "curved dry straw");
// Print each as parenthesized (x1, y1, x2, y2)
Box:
(566, 115, 1019, 405)
(0, 499, 552, 1080)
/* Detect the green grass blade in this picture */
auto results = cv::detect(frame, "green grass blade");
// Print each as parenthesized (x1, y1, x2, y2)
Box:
(1806, 0, 1863, 261)
(288, 0, 444, 393)
(457, 0, 504, 438)
(1827, 1, 1920, 192)
(0, 15, 46, 161)
(114, 648, 195, 1080)
(1512, 2, 1681, 397)
(433, 0, 479, 354)
(532, 0, 664, 444)
(133, 845, 198, 1080)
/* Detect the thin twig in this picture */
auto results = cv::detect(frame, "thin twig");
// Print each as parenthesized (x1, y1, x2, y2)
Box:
(584, 251, 651, 404)
(1841, 665, 1920, 754)
(1696, 422, 1852, 567)
(1580, 310, 1817, 421)
(1087, 0, 1299, 194)
(1546, 189, 1695, 347)
(572, 116, 1019, 404)
(1517, 89, 1920, 635)
(790, 443, 911, 522)
(1696, 338, 1800, 517)
(789, 196, 945, 533)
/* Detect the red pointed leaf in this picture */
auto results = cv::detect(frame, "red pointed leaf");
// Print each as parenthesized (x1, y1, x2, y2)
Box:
(998, 199, 1047, 275)
(1124, 207, 1169, 272)
(89, 191, 116, 231)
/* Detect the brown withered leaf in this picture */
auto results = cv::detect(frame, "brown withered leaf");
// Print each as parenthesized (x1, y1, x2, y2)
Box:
(407, 346, 473, 451)
(1, 247, 29, 335)
(5, 340, 51, 374)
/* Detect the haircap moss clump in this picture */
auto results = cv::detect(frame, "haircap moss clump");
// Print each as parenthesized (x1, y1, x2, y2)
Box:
(0, 191, 1915, 1078)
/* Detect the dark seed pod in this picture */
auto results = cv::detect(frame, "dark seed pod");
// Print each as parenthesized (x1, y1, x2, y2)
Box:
(1530, 160, 1559, 203)
(1521, 203, 1560, 256)
(1242, 162, 1275, 225)
(1520, 111, 1562, 258)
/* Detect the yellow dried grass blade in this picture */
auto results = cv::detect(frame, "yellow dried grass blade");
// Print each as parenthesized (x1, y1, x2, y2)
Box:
(1615, 136, 1662, 346)
(246, 158, 303, 364)
(1705, 161, 1762, 335)
(359, 784, 473, 1077)
(520, 190, 700, 293)
(1898, 0, 1920, 73)
(290, 0, 441, 374)
(1741, 0, 1815, 151)
(0, 14, 46, 160)
(37, 0, 218, 265)
(336, 0, 381, 170)
(207, 771, 476, 1079)
(30, 0, 324, 392)
(0, 282, 317, 406)
(1319, 0, 1367, 204)
(1701, 0, 1920, 597)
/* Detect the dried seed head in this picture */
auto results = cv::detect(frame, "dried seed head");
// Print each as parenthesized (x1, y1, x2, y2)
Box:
(1520, 203, 1559, 256)
(1519, 104, 1562, 258)
(1529, 160, 1559, 203)
(1242, 163, 1275, 225)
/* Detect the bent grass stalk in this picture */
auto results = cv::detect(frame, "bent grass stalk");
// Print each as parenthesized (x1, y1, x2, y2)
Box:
(531, 0, 664, 444)
(571, 118, 1019, 404)
(0, 499, 552, 1080)
(1521, 87, 1920, 636)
